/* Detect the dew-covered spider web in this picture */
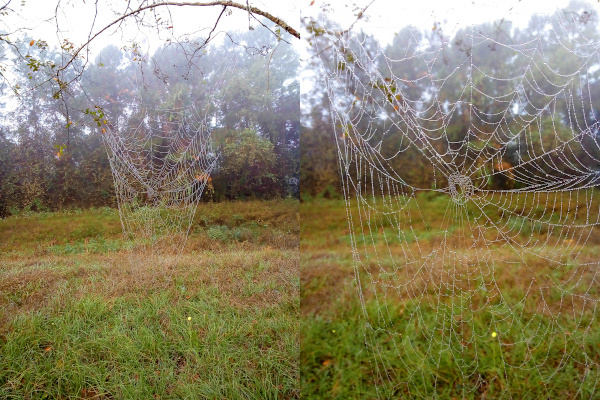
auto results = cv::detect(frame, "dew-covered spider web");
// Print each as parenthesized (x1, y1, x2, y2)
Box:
(99, 46, 241, 267)
(103, 102, 216, 260)
(316, 1, 600, 398)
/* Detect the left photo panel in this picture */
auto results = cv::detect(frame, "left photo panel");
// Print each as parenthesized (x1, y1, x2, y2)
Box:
(0, 1, 300, 398)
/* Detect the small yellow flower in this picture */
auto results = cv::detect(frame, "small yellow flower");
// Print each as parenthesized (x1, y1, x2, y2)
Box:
(491, 331, 497, 338)
(187, 316, 191, 321)
(332, 329, 336, 333)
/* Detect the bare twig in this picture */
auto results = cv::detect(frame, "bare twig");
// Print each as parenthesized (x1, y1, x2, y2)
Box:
(267, 40, 280, 92)
(199, 5, 226, 48)
(304, 0, 376, 61)
(346, 0, 375, 33)
(0, 0, 11, 12)
(57, 0, 299, 75)
(249, 11, 291, 45)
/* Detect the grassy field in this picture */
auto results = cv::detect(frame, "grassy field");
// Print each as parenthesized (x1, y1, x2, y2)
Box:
(300, 194, 600, 399)
(0, 199, 299, 399)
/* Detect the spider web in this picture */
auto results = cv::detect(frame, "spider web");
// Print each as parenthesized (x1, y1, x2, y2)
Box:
(103, 102, 216, 260)
(99, 46, 240, 268)
(317, 2, 600, 398)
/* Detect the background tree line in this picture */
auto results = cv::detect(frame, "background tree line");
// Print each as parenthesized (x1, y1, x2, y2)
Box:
(0, 27, 299, 217)
(301, 0, 600, 197)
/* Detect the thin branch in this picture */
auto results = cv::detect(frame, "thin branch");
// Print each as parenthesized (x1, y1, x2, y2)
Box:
(267, 40, 280, 92)
(246, 0, 251, 30)
(249, 11, 291, 45)
(0, 0, 11, 12)
(199, 5, 226, 48)
(304, 0, 375, 61)
(346, 0, 375, 33)
(57, 1, 299, 75)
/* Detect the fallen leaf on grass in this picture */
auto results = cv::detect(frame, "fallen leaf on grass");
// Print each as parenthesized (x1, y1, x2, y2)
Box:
(80, 388, 99, 399)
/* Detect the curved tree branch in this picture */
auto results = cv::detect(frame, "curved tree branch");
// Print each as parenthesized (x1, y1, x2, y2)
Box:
(57, 0, 299, 76)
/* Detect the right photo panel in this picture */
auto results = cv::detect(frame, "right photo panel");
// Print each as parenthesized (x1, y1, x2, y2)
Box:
(301, 0, 600, 398)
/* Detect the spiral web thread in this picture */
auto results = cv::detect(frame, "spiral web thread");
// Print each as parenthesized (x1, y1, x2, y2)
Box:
(103, 103, 216, 261)
(318, 3, 600, 398)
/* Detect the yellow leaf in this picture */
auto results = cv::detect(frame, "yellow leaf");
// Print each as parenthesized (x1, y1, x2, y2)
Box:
(29, 40, 34, 46)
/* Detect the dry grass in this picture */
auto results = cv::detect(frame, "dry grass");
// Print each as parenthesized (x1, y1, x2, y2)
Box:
(0, 248, 298, 323)
(0, 199, 299, 399)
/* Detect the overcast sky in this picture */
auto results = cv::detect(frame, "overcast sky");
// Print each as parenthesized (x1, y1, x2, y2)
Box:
(5, 0, 600, 71)
(2, 0, 299, 63)
(300, 0, 600, 115)
(0, 0, 300, 114)
(5, 0, 600, 107)
(305, 0, 600, 43)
